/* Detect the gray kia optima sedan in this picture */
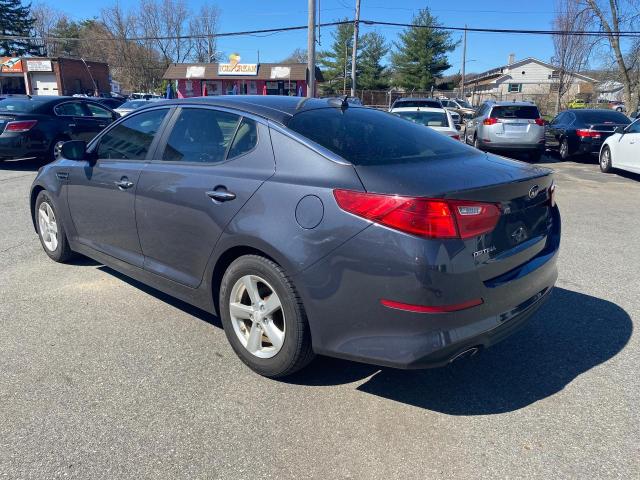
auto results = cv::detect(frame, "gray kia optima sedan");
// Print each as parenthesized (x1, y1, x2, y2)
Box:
(30, 95, 560, 378)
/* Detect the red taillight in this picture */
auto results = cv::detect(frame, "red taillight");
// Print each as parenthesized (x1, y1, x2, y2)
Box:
(381, 298, 484, 313)
(534, 118, 545, 126)
(576, 129, 601, 138)
(4, 120, 38, 133)
(333, 190, 501, 240)
(483, 117, 499, 126)
(450, 134, 461, 141)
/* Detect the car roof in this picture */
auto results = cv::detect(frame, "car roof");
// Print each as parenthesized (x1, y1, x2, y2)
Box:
(488, 101, 537, 107)
(154, 95, 369, 125)
(391, 107, 447, 113)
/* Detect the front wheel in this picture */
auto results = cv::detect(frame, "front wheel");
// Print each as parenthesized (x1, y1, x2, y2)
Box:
(219, 255, 314, 378)
(600, 146, 613, 173)
(35, 191, 75, 262)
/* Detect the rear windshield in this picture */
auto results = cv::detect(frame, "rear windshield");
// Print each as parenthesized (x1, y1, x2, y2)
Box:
(287, 107, 473, 166)
(394, 110, 450, 128)
(393, 99, 442, 109)
(490, 105, 540, 119)
(575, 110, 630, 125)
(0, 99, 41, 113)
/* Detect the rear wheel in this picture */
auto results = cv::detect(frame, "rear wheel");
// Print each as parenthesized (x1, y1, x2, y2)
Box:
(219, 255, 314, 378)
(600, 146, 613, 173)
(49, 137, 68, 162)
(559, 138, 570, 160)
(35, 191, 75, 262)
(473, 134, 482, 150)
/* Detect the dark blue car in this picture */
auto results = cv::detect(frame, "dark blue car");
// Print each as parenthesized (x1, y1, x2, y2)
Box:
(30, 96, 560, 378)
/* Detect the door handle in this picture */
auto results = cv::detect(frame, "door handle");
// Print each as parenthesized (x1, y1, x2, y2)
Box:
(115, 179, 134, 190)
(206, 189, 236, 202)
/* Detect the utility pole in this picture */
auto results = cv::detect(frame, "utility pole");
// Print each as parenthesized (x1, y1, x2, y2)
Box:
(460, 25, 467, 99)
(350, 0, 361, 97)
(343, 43, 348, 94)
(307, 0, 316, 98)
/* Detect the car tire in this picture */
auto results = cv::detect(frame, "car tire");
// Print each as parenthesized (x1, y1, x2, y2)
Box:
(559, 138, 571, 160)
(219, 255, 315, 378)
(35, 190, 75, 263)
(600, 146, 613, 173)
(473, 134, 482, 151)
(49, 137, 68, 162)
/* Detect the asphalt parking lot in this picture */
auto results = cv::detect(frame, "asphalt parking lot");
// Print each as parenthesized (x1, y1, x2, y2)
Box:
(1, 154, 638, 479)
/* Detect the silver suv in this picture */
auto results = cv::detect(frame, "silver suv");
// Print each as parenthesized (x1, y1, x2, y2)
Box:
(465, 101, 545, 161)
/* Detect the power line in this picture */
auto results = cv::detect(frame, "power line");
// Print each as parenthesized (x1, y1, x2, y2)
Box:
(5, 19, 640, 44)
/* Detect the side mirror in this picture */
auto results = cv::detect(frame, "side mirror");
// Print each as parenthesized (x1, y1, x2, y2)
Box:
(614, 126, 625, 135)
(60, 140, 89, 161)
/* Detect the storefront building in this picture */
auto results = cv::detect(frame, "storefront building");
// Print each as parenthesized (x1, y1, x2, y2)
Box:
(162, 62, 323, 98)
(0, 57, 111, 96)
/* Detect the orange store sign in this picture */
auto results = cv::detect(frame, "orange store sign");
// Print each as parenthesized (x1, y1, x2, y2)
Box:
(1, 57, 23, 73)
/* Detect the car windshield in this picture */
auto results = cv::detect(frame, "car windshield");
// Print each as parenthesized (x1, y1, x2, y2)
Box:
(394, 110, 450, 128)
(0, 99, 41, 113)
(119, 100, 148, 110)
(575, 110, 630, 125)
(456, 99, 472, 108)
(490, 105, 540, 119)
(394, 99, 441, 108)
(287, 107, 473, 166)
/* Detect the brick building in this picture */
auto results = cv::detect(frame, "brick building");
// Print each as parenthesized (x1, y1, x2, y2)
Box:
(0, 57, 111, 96)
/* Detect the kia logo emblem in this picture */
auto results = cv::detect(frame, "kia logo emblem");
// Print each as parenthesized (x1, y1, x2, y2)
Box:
(528, 185, 539, 199)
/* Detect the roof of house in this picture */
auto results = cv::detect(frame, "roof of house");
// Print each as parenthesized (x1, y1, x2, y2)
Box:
(163, 63, 323, 82)
(464, 57, 597, 86)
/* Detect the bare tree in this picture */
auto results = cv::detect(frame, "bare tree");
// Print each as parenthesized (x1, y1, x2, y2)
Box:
(190, 4, 220, 62)
(139, 0, 192, 65)
(31, 3, 65, 56)
(552, 0, 591, 113)
(281, 48, 308, 63)
(581, 0, 640, 111)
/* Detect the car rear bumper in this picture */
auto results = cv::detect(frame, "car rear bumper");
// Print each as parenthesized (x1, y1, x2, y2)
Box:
(0, 134, 48, 160)
(479, 140, 545, 153)
(295, 207, 561, 369)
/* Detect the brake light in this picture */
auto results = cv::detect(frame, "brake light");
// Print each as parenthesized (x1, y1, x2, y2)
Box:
(483, 117, 499, 126)
(333, 190, 501, 239)
(4, 120, 38, 133)
(576, 129, 601, 138)
(534, 118, 545, 126)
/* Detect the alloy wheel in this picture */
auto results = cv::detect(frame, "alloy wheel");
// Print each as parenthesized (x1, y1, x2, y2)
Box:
(601, 148, 611, 170)
(38, 202, 58, 252)
(560, 140, 568, 159)
(229, 274, 286, 359)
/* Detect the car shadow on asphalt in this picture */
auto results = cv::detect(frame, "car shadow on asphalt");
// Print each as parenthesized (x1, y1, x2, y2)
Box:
(90, 266, 632, 415)
(285, 287, 632, 415)
(0, 159, 45, 171)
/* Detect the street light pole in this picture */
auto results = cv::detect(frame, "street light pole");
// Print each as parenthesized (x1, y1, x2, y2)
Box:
(461, 25, 467, 98)
(350, 0, 361, 97)
(307, 0, 316, 98)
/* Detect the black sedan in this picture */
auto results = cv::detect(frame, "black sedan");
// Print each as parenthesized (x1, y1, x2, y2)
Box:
(545, 109, 631, 160)
(0, 96, 118, 163)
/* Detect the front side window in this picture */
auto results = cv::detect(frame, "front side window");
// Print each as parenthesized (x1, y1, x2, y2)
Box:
(162, 108, 239, 163)
(55, 102, 86, 116)
(96, 108, 168, 160)
(86, 103, 113, 118)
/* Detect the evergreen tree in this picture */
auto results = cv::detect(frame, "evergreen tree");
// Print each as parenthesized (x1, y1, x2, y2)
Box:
(390, 8, 456, 90)
(357, 32, 389, 90)
(318, 19, 354, 93)
(0, 0, 39, 56)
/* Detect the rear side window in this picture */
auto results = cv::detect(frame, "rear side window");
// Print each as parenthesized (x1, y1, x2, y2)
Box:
(287, 107, 473, 166)
(162, 108, 239, 163)
(55, 102, 86, 116)
(490, 105, 540, 119)
(227, 118, 258, 159)
(86, 103, 113, 118)
(97, 108, 168, 160)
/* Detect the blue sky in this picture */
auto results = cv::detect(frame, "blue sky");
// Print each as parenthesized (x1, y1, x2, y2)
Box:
(48, 0, 561, 75)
